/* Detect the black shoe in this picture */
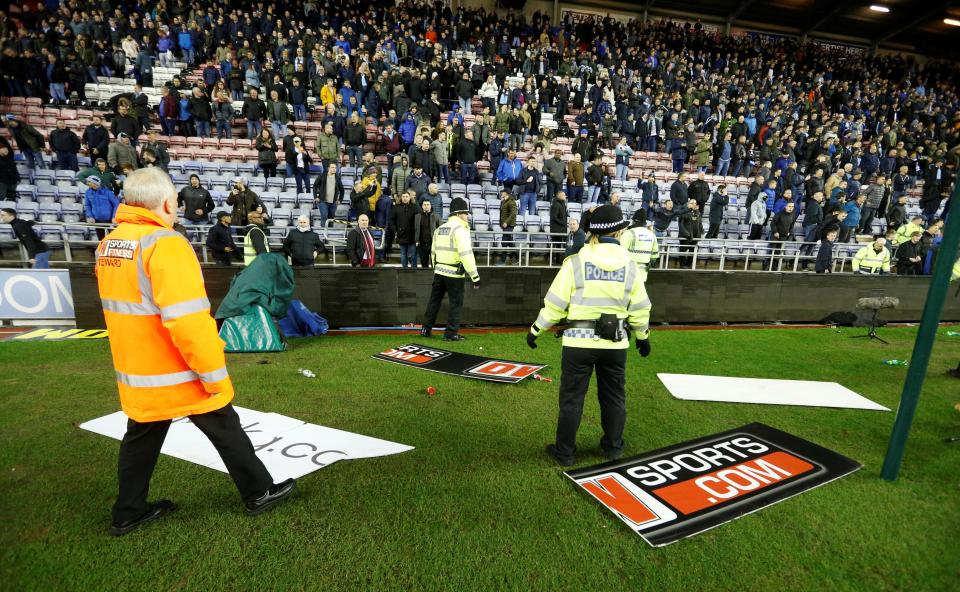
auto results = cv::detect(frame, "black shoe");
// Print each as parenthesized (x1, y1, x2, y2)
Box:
(420, 327, 432, 337)
(546, 444, 575, 467)
(604, 449, 622, 461)
(109, 500, 176, 537)
(443, 334, 466, 342)
(245, 479, 296, 516)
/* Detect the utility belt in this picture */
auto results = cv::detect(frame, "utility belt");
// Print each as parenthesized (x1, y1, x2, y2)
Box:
(556, 315, 628, 341)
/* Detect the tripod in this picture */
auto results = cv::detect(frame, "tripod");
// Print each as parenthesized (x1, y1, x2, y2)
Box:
(850, 308, 889, 345)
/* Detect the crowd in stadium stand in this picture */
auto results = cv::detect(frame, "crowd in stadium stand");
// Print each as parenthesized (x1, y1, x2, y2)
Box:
(0, 0, 956, 272)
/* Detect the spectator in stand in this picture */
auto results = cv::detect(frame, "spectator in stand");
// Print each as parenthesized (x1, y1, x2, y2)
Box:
(265, 89, 289, 140)
(614, 137, 634, 181)
(705, 184, 729, 239)
(0, 138, 19, 201)
(141, 130, 170, 172)
(107, 133, 138, 174)
(206, 212, 237, 266)
(414, 199, 441, 269)
(517, 157, 541, 216)
(748, 191, 767, 240)
(459, 131, 479, 185)
(83, 114, 110, 162)
(48, 119, 81, 172)
(565, 153, 585, 204)
(431, 132, 450, 185)
(213, 92, 234, 139)
(178, 175, 215, 226)
(496, 149, 521, 194)
(687, 171, 711, 215)
(317, 123, 341, 172)
(839, 195, 865, 243)
(390, 190, 420, 268)
(313, 163, 343, 227)
(639, 172, 659, 219)
(226, 178, 264, 227)
(565, 218, 586, 257)
(111, 102, 142, 144)
(1, 208, 49, 268)
(499, 189, 518, 264)
(653, 199, 678, 237)
(670, 172, 688, 206)
(886, 194, 909, 231)
(543, 149, 566, 203)
(289, 78, 308, 122)
(158, 87, 178, 137)
(678, 198, 702, 268)
(255, 129, 279, 180)
(815, 228, 838, 274)
(351, 168, 380, 222)
(344, 112, 365, 169)
(894, 231, 924, 276)
(586, 158, 606, 205)
(347, 214, 377, 268)
(694, 135, 713, 173)
(858, 175, 885, 233)
(83, 175, 120, 239)
(5, 115, 45, 170)
(283, 216, 324, 268)
(188, 88, 213, 139)
(288, 136, 313, 195)
(241, 88, 267, 140)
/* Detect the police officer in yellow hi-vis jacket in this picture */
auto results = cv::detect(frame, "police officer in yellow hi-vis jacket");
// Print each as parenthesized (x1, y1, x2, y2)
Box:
(527, 204, 652, 466)
(619, 209, 659, 282)
(421, 196, 479, 341)
(96, 168, 295, 536)
(852, 237, 891, 274)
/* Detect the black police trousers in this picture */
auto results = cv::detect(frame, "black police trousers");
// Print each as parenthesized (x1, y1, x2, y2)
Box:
(422, 274, 465, 337)
(112, 404, 273, 524)
(554, 346, 627, 461)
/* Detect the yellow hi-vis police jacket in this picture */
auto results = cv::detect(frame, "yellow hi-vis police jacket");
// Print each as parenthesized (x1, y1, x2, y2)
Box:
(852, 245, 891, 274)
(893, 222, 924, 246)
(431, 216, 479, 282)
(242, 225, 269, 266)
(619, 225, 659, 270)
(531, 239, 652, 349)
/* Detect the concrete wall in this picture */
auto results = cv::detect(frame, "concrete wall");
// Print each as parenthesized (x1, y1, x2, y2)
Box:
(71, 267, 960, 329)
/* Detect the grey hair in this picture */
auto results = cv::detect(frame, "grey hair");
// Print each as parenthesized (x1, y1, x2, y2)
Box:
(122, 167, 176, 210)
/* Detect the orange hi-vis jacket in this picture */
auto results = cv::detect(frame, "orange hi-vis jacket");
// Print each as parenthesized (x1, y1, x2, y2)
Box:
(96, 204, 234, 422)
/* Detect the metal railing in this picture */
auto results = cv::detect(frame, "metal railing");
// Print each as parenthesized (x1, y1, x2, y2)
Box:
(0, 223, 876, 274)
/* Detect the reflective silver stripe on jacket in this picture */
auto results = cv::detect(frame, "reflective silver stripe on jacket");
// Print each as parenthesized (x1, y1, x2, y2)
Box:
(570, 254, 584, 303)
(621, 264, 637, 307)
(628, 298, 652, 312)
(160, 297, 211, 321)
(116, 366, 229, 388)
(544, 291, 567, 309)
(101, 299, 158, 316)
(137, 230, 185, 312)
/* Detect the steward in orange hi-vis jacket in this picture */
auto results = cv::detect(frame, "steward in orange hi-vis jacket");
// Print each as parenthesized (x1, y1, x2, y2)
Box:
(96, 168, 295, 537)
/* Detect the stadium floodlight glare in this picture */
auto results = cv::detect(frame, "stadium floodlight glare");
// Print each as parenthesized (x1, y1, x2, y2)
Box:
(869, 5, 890, 12)
(944, 18, 960, 26)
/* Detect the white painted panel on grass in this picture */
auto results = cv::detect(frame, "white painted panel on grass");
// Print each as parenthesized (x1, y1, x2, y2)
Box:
(657, 373, 889, 411)
(79, 406, 414, 480)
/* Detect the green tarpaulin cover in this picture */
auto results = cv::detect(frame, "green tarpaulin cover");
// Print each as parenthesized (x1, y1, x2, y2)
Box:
(214, 253, 295, 320)
(219, 305, 286, 353)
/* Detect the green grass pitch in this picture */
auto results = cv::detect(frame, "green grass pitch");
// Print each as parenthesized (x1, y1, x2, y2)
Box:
(0, 326, 958, 591)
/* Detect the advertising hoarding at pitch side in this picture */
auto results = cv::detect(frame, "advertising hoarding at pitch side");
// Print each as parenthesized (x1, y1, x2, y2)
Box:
(0, 269, 75, 320)
(374, 343, 546, 384)
(566, 423, 861, 546)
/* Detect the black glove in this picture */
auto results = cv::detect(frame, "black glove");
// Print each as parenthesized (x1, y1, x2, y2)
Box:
(636, 338, 651, 357)
(472, 280, 480, 290)
(526, 331, 538, 349)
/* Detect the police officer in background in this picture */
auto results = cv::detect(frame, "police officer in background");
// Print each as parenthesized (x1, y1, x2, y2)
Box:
(527, 204, 652, 466)
(619, 209, 659, 283)
(421, 197, 480, 341)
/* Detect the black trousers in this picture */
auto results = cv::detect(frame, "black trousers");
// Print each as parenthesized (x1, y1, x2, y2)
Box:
(422, 274, 465, 337)
(112, 404, 273, 524)
(555, 346, 627, 461)
(705, 223, 721, 239)
(838, 226, 854, 243)
(417, 244, 431, 268)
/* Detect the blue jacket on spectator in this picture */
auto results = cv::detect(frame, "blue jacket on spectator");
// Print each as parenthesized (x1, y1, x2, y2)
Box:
(178, 31, 193, 50)
(496, 157, 522, 183)
(84, 187, 120, 222)
(399, 113, 417, 145)
(446, 103, 463, 126)
(763, 187, 777, 210)
(841, 200, 861, 228)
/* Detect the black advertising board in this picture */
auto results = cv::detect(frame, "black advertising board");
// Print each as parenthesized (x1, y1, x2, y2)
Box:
(566, 423, 861, 546)
(373, 343, 547, 384)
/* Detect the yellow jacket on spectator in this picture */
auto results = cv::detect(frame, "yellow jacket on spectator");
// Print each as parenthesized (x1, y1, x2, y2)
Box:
(852, 244, 891, 274)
